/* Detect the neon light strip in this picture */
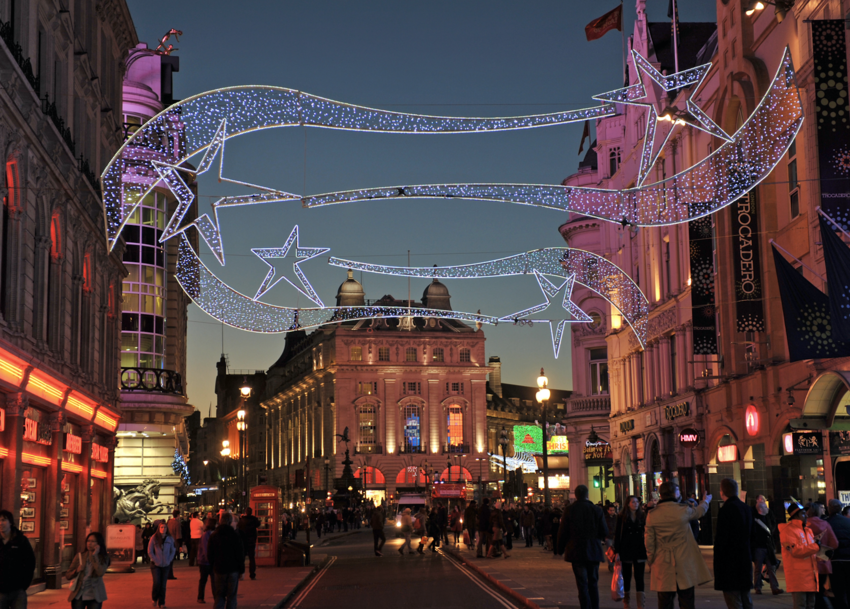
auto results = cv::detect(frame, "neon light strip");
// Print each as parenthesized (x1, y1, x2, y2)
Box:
(66, 394, 96, 420)
(0, 357, 24, 381)
(91, 469, 108, 479)
(26, 373, 66, 405)
(61, 461, 84, 473)
(94, 410, 119, 431)
(22, 453, 51, 467)
(0, 447, 8, 458)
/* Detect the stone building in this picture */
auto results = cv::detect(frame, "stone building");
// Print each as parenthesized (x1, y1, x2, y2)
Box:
(0, 0, 134, 588)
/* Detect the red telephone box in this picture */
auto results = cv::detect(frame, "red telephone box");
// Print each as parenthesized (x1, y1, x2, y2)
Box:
(250, 486, 283, 567)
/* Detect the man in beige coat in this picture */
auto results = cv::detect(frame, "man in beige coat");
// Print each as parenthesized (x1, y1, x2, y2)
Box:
(645, 482, 712, 609)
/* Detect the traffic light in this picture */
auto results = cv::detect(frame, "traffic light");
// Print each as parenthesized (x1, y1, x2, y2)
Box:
(593, 475, 601, 488)
(604, 465, 614, 488)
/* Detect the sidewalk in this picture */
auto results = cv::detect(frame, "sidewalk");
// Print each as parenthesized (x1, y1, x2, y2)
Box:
(27, 556, 327, 609)
(443, 539, 795, 609)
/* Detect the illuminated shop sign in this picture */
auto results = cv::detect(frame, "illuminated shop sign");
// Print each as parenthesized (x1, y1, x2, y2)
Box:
(745, 405, 759, 436)
(717, 445, 738, 462)
(783, 432, 823, 456)
(512, 425, 543, 454)
(91, 444, 109, 463)
(64, 433, 82, 455)
(583, 440, 611, 461)
(678, 428, 700, 447)
(664, 402, 690, 421)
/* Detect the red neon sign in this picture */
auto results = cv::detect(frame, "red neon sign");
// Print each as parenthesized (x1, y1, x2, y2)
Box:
(91, 444, 109, 463)
(23, 418, 38, 442)
(91, 469, 108, 479)
(717, 445, 738, 463)
(65, 433, 82, 455)
(61, 461, 83, 473)
(745, 405, 759, 436)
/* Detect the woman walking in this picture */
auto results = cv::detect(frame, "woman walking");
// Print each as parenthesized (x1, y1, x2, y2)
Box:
(65, 532, 110, 609)
(398, 508, 414, 555)
(415, 508, 429, 555)
(148, 520, 177, 608)
(488, 504, 510, 559)
(450, 506, 463, 545)
(614, 496, 647, 609)
(196, 517, 216, 604)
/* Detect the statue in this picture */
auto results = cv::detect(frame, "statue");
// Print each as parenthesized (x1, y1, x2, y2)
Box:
(154, 29, 183, 56)
(113, 479, 166, 522)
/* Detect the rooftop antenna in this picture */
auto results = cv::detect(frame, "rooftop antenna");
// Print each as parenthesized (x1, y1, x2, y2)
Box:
(407, 250, 411, 327)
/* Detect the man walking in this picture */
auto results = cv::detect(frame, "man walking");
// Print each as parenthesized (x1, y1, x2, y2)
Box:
(825, 499, 850, 609)
(752, 496, 783, 595)
(522, 504, 535, 547)
(370, 506, 385, 556)
(714, 479, 753, 609)
(166, 509, 182, 579)
(189, 512, 203, 567)
(238, 507, 260, 580)
(209, 512, 245, 609)
(0, 510, 36, 609)
(556, 485, 608, 609)
(463, 500, 477, 549)
(476, 498, 492, 558)
(645, 482, 712, 609)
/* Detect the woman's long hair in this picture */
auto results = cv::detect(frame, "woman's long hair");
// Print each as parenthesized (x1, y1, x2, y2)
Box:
(618, 496, 645, 528)
(152, 519, 170, 548)
(86, 532, 109, 563)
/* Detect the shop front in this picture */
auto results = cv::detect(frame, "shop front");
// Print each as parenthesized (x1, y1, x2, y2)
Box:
(584, 436, 614, 505)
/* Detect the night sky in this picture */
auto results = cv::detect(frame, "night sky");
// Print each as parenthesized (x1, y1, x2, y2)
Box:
(124, 0, 718, 414)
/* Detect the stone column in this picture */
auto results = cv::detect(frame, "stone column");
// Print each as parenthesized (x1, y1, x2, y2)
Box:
(0, 393, 26, 515)
(427, 379, 440, 454)
(659, 337, 672, 397)
(646, 343, 657, 403)
(43, 411, 64, 588)
(76, 425, 93, 553)
(384, 379, 397, 454)
(685, 322, 695, 388)
(472, 379, 487, 455)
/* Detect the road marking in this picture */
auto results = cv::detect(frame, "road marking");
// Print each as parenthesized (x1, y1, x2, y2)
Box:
(439, 550, 520, 609)
(287, 556, 337, 608)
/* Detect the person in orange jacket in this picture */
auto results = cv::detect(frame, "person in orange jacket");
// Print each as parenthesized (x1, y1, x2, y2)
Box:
(779, 499, 821, 609)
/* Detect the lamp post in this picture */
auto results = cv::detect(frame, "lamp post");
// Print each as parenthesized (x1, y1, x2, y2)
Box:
(324, 457, 330, 494)
(536, 368, 552, 508)
(238, 381, 251, 512)
(499, 427, 509, 496)
(221, 441, 231, 507)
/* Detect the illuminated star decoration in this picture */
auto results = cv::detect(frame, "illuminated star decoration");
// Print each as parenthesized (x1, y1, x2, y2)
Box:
(156, 118, 300, 265)
(498, 272, 592, 358)
(594, 51, 733, 187)
(251, 225, 329, 306)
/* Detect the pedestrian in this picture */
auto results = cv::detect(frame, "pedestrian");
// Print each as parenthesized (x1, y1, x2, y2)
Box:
(166, 510, 181, 579)
(780, 499, 820, 609)
(522, 504, 535, 547)
(370, 506, 385, 557)
(398, 508, 414, 556)
(805, 503, 838, 609)
(476, 498, 492, 558)
(503, 504, 515, 552)
(0, 509, 36, 609)
(556, 485, 607, 609)
(645, 482, 712, 609)
(752, 496, 783, 595)
(450, 506, 463, 545)
(148, 520, 177, 608)
(197, 517, 216, 604)
(714, 478, 754, 609)
(488, 504, 510, 559)
(237, 508, 260, 581)
(181, 516, 191, 560)
(463, 501, 477, 549)
(415, 508, 429, 555)
(142, 522, 153, 565)
(605, 504, 617, 570)
(825, 498, 850, 609)
(135, 525, 144, 564)
(614, 496, 647, 609)
(189, 513, 203, 567)
(427, 507, 441, 553)
(208, 513, 245, 609)
(65, 532, 110, 609)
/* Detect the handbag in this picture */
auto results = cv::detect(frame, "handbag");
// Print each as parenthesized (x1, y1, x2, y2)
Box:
(493, 526, 504, 541)
(463, 530, 471, 546)
(611, 558, 625, 601)
(68, 553, 82, 591)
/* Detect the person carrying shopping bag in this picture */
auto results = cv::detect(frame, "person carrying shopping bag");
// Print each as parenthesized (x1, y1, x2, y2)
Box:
(65, 532, 110, 609)
(614, 496, 647, 609)
(148, 520, 177, 608)
(399, 508, 414, 556)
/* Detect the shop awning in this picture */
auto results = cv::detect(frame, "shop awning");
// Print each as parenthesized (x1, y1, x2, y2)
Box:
(796, 371, 850, 430)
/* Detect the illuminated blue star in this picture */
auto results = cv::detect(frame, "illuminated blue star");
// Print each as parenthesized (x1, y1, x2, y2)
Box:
(498, 272, 592, 358)
(251, 225, 329, 306)
(593, 51, 732, 186)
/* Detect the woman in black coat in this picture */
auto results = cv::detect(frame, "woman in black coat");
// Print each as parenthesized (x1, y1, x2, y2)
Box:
(614, 496, 648, 609)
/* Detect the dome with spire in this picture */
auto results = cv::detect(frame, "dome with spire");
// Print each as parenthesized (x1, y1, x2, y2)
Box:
(336, 269, 365, 307)
(422, 277, 452, 311)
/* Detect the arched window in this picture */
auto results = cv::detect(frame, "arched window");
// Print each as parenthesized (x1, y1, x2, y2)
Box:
(50, 213, 62, 259)
(447, 404, 463, 447)
(358, 404, 376, 447)
(403, 403, 421, 453)
(82, 253, 91, 292)
(1, 160, 16, 317)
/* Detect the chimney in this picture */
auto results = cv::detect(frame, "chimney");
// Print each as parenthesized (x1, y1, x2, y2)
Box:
(488, 356, 502, 398)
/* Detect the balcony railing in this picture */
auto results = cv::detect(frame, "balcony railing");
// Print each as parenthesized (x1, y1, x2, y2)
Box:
(120, 367, 184, 395)
(443, 443, 470, 454)
(567, 396, 611, 415)
(400, 446, 425, 454)
(0, 19, 39, 95)
(354, 444, 383, 455)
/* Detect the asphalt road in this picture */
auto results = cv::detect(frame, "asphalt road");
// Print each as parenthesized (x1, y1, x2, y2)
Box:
(286, 530, 521, 609)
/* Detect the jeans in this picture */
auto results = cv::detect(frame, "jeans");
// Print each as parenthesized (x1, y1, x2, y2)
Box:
(71, 601, 103, 609)
(832, 562, 850, 609)
(658, 586, 695, 609)
(792, 592, 817, 609)
(0, 590, 27, 609)
(722, 590, 753, 609)
(151, 565, 170, 606)
(198, 563, 215, 601)
(505, 532, 513, 551)
(213, 572, 239, 609)
(622, 561, 645, 593)
(572, 561, 601, 609)
(400, 532, 413, 553)
(476, 531, 491, 557)
(245, 543, 256, 578)
(372, 529, 385, 554)
(523, 526, 534, 547)
(753, 547, 780, 591)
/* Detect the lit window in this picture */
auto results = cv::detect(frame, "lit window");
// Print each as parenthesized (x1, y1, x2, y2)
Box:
(788, 139, 799, 218)
(378, 347, 390, 361)
(432, 348, 444, 362)
(405, 347, 417, 362)
(447, 405, 464, 446)
(459, 348, 471, 363)
(358, 382, 377, 395)
(403, 404, 421, 452)
(50, 213, 62, 259)
(350, 346, 362, 362)
(359, 405, 376, 446)
(589, 347, 609, 395)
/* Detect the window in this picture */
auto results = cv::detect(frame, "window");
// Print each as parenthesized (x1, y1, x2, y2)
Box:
(378, 347, 390, 362)
(447, 382, 464, 394)
(405, 347, 417, 362)
(403, 382, 421, 395)
(403, 404, 421, 452)
(350, 346, 362, 361)
(459, 348, 471, 363)
(358, 405, 376, 446)
(608, 147, 621, 177)
(357, 381, 377, 395)
(50, 213, 62, 259)
(669, 335, 677, 394)
(788, 139, 799, 218)
(432, 348, 444, 362)
(589, 347, 609, 395)
(447, 405, 464, 446)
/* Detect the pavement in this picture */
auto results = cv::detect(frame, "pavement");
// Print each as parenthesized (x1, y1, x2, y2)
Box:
(443, 537, 797, 609)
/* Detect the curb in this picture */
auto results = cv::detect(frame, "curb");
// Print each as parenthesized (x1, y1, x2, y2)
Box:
(275, 555, 333, 609)
(442, 546, 542, 609)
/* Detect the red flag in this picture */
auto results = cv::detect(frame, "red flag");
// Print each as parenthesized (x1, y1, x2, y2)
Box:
(578, 120, 591, 154)
(585, 4, 623, 42)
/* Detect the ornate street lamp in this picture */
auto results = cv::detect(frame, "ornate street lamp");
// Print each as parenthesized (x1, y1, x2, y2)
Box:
(536, 368, 551, 508)
(499, 427, 509, 496)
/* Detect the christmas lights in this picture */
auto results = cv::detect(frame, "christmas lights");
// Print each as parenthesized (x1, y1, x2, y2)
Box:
(251, 225, 330, 306)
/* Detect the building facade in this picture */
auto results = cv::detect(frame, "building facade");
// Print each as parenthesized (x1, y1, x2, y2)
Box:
(0, 0, 133, 588)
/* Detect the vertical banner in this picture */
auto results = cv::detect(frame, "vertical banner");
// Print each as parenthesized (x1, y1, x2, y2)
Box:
(731, 191, 765, 332)
(812, 21, 850, 228)
(689, 217, 718, 354)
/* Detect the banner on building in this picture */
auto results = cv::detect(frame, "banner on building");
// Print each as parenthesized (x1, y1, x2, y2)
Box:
(812, 21, 850, 229)
(689, 216, 718, 353)
(818, 213, 850, 343)
(731, 192, 765, 332)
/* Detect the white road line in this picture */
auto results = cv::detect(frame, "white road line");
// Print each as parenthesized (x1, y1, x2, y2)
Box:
(439, 550, 519, 609)
(288, 556, 337, 608)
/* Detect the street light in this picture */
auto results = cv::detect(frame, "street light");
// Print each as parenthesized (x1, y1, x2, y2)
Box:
(536, 368, 551, 508)
(237, 409, 248, 510)
(221, 441, 231, 506)
(499, 427, 509, 496)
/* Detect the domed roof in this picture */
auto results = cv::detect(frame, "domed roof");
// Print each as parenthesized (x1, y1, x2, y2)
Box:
(336, 269, 365, 307)
(422, 278, 451, 311)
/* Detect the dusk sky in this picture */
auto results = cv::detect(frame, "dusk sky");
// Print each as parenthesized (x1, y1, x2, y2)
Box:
(125, 0, 718, 415)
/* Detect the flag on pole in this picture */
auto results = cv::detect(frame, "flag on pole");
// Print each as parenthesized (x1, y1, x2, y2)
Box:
(818, 213, 850, 343)
(584, 4, 623, 42)
(771, 244, 850, 361)
(578, 120, 591, 154)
